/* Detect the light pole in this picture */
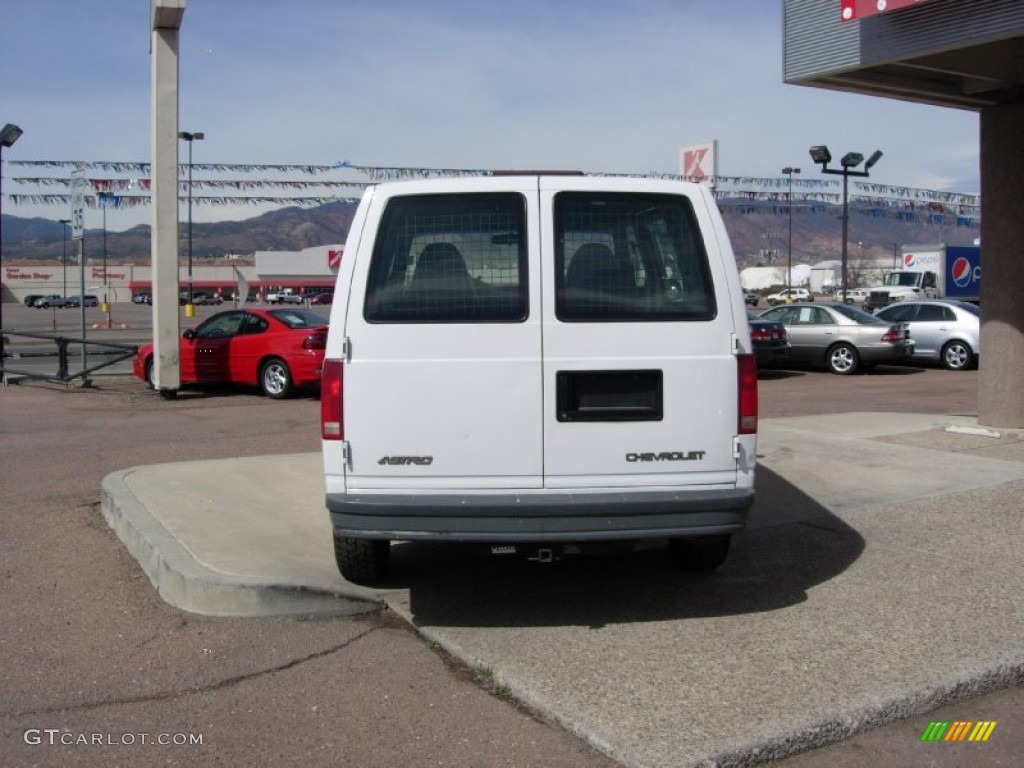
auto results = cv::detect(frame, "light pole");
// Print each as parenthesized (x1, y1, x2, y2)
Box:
(59, 218, 71, 296)
(98, 193, 112, 326)
(782, 166, 800, 293)
(808, 146, 882, 304)
(98, 192, 110, 288)
(1, 123, 24, 371)
(178, 130, 203, 316)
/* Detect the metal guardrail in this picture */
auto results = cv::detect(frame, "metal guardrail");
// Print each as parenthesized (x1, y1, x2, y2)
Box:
(0, 330, 138, 384)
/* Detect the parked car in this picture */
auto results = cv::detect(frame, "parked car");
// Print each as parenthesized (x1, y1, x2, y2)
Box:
(64, 295, 99, 308)
(759, 302, 914, 375)
(133, 307, 328, 398)
(874, 299, 980, 370)
(839, 287, 871, 307)
(33, 295, 67, 308)
(132, 292, 152, 305)
(744, 290, 759, 307)
(307, 292, 334, 305)
(23, 294, 45, 307)
(747, 311, 791, 366)
(765, 288, 813, 306)
(191, 292, 223, 306)
(267, 288, 304, 305)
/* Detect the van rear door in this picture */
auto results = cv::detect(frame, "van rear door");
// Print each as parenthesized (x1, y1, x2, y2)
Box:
(539, 177, 742, 489)
(340, 178, 543, 491)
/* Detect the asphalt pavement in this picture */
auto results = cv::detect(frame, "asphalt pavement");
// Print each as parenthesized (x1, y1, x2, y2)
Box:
(98, 410, 1024, 767)
(2, 310, 1021, 766)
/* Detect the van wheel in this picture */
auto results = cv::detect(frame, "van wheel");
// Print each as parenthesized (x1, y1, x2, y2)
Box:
(827, 343, 859, 375)
(259, 358, 294, 398)
(669, 535, 730, 571)
(334, 535, 390, 583)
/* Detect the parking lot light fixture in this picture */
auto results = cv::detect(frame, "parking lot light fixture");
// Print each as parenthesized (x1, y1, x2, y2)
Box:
(841, 152, 864, 168)
(178, 131, 204, 317)
(782, 167, 800, 292)
(59, 219, 72, 296)
(1, 123, 25, 374)
(809, 144, 882, 304)
(809, 145, 831, 165)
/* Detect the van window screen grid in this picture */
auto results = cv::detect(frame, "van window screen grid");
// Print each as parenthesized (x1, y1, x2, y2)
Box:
(555, 192, 716, 322)
(364, 193, 528, 323)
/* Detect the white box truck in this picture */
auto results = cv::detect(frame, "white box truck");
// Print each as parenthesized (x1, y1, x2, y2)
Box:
(866, 243, 981, 310)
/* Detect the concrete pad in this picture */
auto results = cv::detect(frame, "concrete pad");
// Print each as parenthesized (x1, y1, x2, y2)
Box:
(99, 413, 1024, 767)
(101, 455, 382, 617)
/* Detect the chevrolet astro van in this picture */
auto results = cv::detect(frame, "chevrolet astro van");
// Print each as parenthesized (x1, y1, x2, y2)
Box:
(320, 174, 757, 582)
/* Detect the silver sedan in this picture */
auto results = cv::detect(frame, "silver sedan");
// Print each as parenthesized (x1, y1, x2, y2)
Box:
(759, 302, 914, 375)
(874, 299, 979, 370)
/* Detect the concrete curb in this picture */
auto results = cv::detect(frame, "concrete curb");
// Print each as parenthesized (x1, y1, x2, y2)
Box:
(100, 468, 383, 617)
(704, 664, 1024, 767)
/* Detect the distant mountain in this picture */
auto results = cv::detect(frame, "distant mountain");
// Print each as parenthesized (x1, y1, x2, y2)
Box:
(1, 198, 977, 269)
(0, 200, 358, 264)
(717, 199, 978, 268)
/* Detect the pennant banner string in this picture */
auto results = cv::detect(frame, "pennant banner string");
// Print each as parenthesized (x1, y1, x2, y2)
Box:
(3, 159, 979, 226)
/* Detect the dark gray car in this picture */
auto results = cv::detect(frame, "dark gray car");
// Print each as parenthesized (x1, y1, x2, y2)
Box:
(760, 302, 914, 375)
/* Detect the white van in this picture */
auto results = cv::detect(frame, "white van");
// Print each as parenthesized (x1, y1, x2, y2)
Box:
(321, 174, 757, 582)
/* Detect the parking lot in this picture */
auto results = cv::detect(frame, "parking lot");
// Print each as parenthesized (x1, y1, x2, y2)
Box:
(1, 311, 1021, 767)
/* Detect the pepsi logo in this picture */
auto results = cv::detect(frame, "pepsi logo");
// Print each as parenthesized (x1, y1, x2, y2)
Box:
(903, 253, 916, 268)
(951, 256, 975, 288)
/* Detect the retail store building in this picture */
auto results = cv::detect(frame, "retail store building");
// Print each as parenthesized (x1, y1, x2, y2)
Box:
(1, 244, 342, 304)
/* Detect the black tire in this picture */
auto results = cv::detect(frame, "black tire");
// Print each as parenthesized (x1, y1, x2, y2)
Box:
(259, 357, 294, 399)
(144, 356, 155, 388)
(669, 535, 731, 571)
(334, 535, 390, 583)
(941, 340, 974, 371)
(827, 342, 860, 375)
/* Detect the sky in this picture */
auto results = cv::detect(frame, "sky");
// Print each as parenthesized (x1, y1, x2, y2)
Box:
(0, 0, 981, 231)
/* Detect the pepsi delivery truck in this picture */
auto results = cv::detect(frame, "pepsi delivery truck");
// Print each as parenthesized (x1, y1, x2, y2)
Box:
(883, 244, 981, 304)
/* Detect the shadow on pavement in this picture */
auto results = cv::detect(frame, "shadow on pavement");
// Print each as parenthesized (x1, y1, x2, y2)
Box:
(760, 365, 925, 379)
(147, 383, 322, 401)
(388, 466, 865, 629)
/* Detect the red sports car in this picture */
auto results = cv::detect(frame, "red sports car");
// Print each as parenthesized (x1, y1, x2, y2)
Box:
(133, 308, 328, 398)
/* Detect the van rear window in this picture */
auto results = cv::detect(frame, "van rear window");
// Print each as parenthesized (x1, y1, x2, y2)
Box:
(554, 192, 716, 322)
(364, 193, 528, 323)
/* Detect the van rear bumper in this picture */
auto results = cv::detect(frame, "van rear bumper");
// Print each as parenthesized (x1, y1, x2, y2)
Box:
(327, 489, 754, 541)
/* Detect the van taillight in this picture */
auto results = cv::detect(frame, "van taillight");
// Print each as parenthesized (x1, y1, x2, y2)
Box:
(738, 354, 758, 435)
(321, 358, 343, 440)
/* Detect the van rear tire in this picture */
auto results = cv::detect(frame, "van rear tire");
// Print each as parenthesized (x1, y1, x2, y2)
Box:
(334, 535, 390, 583)
(669, 535, 730, 571)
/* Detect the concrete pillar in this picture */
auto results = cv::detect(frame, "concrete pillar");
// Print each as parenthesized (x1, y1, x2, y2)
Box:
(978, 102, 1024, 427)
(150, 1, 185, 393)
